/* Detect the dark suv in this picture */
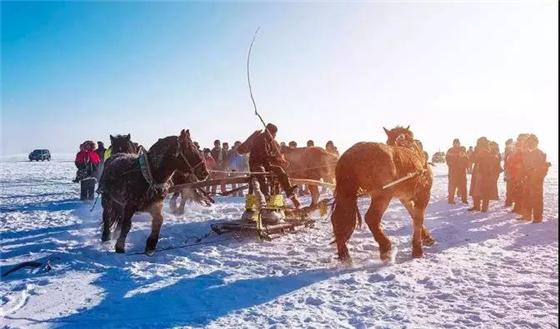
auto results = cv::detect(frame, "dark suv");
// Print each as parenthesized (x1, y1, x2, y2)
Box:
(29, 149, 51, 161)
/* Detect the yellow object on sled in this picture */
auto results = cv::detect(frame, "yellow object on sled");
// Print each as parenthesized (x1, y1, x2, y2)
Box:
(267, 194, 285, 209)
(245, 194, 259, 211)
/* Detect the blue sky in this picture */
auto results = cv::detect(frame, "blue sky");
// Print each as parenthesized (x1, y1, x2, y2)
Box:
(1, 1, 558, 156)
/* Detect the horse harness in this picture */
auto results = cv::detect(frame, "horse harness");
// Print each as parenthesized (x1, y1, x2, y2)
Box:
(138, 145, 204, 198)
(106, 144, 204, 209)
(382, 137, 430, 191)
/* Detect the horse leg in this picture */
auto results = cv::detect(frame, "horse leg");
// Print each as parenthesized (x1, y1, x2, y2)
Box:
(101, 206, 112, 242)
(421, 225, 435, 246)
(169, 192, 179, 214)
(115, 206, 135, 253)
(331, 193, 358, 263)
(364, 196, 392, 261)
(309, 185, 319, 209)
(145, 201, 164, 255)
(178, 190, 188, 214)
(401, 199, 434, 246)
(410, 196, 430, 258)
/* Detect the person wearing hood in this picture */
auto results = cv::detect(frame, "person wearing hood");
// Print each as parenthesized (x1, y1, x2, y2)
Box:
(74, 140, 101, 200)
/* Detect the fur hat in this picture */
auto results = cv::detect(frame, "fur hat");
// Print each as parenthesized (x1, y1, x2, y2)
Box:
(266, 123, 278, 134)
(83, 140, 96, 151)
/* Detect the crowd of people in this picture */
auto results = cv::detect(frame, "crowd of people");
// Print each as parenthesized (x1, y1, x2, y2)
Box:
(446, 134, 550, 223)
(193, 135, 340, 200)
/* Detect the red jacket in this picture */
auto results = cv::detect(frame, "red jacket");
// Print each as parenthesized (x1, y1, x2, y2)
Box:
(204, 155, 217, 170)
(75, 150, 101, 165)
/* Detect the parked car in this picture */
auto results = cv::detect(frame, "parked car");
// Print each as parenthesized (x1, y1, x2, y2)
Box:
(29, 149, 51, 161)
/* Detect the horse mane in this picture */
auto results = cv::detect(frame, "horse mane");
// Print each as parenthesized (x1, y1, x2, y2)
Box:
(392, 146, 425, 174)
(147, 136, 179, 168)
(111, 134, 136, 154)
(386, 126, 414, 146)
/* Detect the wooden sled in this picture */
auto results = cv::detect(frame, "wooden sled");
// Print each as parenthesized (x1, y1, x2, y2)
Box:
(210, 212, 316, 241)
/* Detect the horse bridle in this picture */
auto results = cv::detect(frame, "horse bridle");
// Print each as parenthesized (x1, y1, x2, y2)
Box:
(178, 145, 205, 174)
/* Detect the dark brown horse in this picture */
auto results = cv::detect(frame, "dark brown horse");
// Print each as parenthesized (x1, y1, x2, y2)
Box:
(109, 134, 137, 155)
(100, 129, 208, 255)
(282, 147, 338, 207)
(331, 126, 434, 262)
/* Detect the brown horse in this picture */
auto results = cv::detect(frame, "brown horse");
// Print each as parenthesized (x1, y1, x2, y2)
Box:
(331, 126, 434, 262)
(282, 146, 338, 207)
(100, 129, 208, 255)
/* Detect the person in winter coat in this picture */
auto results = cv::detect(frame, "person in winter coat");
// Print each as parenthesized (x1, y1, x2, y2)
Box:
(216, 142, 230, 193)
(280, 142, 288, 152)
(96, 141, 106, 163)
(446, 138, 469, 204)
(466, 146, 475, 174)
(503, 138, 515, 206)
(209, 140, 225, 194)
(249, 123, 301, 208)
(325, 140, 339, 156)
(519, 134, 550, 223)
(506, 134, 529, 214)
(489, 141, 503, 199)
(211, 140, 223, 165)
(468, 137, 501, 212)
(202, 148, 217, 193)
(74, 140, 101, 200)
(227, 141, 249, 197)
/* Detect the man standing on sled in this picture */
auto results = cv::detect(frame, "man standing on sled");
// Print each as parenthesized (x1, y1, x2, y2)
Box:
(246, 123, 301, 209)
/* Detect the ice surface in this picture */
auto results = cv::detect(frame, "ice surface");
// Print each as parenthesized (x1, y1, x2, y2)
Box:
(1, 155, 558, 328)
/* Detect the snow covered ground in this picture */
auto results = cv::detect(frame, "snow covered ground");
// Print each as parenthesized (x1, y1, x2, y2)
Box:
(1, 155, 558, 328)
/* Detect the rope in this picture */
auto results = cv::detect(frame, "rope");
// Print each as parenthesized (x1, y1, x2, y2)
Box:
(126, 230, 226, 256)
(208, 160, 338, 176)
(89, 193, 100, 212)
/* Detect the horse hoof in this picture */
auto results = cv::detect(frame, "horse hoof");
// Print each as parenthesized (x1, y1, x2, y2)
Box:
(380, 252, 391, 262)
(145, 238, 158, 253)
(423, 237, 435, 246)
(115, 241, 125, 253)
(145, 249, 156, 256)
(412, 248, 423, 258)
(338, 256, 352, 265)
(338, 253, 352, 264)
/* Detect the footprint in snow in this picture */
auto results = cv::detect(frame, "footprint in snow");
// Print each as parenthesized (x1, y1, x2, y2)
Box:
(368, 273, 396, 283)
(305, 296, 325, 306)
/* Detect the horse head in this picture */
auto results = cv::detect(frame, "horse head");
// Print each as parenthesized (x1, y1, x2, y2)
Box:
(110, 134, 136, 154)
(176, 129, 209, 181)
(384, 126, 414, 146)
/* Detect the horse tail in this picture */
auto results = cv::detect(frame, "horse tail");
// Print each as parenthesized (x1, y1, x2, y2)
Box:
(101, 194, 124, 231)
(331, 180, 360, 245)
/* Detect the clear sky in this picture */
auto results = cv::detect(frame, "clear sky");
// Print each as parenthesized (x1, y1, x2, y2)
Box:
(1, 1, 558, 157)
